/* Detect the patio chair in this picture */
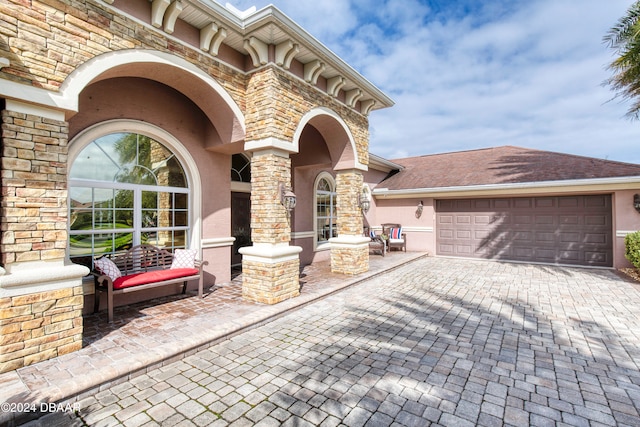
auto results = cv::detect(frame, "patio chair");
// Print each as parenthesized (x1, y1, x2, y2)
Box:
(382, 223, 406, 252)
(364, 227, 385, 257)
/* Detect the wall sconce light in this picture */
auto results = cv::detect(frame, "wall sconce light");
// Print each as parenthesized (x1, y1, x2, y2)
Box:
(634, 194, 640, 213)
(358, 185, 371, 213)
(415, 200, 424, 218)
(279, 182, 297, 211)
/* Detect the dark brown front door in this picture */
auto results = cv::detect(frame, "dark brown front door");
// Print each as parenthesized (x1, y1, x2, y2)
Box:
(231, 192, 251, 266)
(436, 195, 612, 267)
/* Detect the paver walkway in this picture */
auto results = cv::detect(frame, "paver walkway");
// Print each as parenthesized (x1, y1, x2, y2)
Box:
(11, 257, 640, 426)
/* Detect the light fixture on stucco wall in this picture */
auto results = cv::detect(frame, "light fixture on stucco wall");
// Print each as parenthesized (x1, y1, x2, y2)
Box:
(415, 200, 424, 218)
(279, 182, 297, 211)
(634, 194, 640, 213)
(358, 185, 371, 213)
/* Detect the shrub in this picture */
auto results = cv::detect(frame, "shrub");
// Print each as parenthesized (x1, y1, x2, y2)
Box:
(625, 230, 640, 268)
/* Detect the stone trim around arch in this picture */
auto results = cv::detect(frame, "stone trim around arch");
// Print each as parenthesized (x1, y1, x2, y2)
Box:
(62, 50, 244, 128)
(293, 107, 367, 171)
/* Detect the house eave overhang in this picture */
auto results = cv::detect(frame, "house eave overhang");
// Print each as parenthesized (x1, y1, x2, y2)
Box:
(368, 153, 404, 173)
(184, 1, 394, 113)
(372, 175, 640, 199)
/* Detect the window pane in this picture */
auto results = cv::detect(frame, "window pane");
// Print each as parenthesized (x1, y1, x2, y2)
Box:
(142, 191, 158, 210)
(142, 210, 158, 228)
(114, 189, 133, 209)
(142, 231, 159, 246)
(70, 211, 93, 231)
(175, 211, 188, 227)
(231, 154, 251, 182)
(69, 234, 93, 255)
(93, 210, 114, 229)
(94, 188, 114, 208)
(175, 193, 188, 210)
(70, 132, 190, 264)
(115, 210, 133, 227)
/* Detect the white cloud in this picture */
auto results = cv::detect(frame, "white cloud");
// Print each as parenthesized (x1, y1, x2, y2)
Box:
(225, 0, 640, 164)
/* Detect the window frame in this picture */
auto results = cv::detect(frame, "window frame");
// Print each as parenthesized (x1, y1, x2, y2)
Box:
(314, 172, 337, 251)
(67, 120, 202, 268)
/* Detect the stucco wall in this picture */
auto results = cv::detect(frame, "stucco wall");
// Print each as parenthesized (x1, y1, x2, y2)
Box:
(614, 190, 640, 268)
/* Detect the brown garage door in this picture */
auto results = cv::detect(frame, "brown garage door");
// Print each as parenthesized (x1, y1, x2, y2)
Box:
(436, 195, 612, 267)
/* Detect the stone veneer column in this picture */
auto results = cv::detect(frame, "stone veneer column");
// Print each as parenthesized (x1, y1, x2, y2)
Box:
(239, 149, 302, 304)
(0, 103, 88, 373)
(330, 171, 370, 275)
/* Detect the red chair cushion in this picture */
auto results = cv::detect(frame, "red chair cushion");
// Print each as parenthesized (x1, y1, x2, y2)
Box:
(112, 268, 199, 290)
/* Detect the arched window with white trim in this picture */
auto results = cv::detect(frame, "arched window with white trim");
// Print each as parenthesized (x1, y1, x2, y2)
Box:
(69, 130, 191, 269)
(315, 173, 337, 248)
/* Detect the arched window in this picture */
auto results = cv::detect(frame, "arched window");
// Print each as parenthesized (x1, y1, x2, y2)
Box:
(69, 131, 190, 269)
(315, 173, 337, 248)
(231, 153, 251, 182)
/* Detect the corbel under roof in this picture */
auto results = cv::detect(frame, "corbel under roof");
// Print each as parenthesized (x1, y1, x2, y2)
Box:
(140, 0, 394, 115)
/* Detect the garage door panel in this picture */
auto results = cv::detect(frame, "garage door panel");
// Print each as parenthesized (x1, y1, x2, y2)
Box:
(456, 230, 471, 239)
(439, 229, 454, 239)
(535, 232, 555, 242)
(584, 233, 607, 244)
(585, 215, 608, 226)
(475, 215, 491, 224)
(585, 195, 609, 208)
(535, 198, 555, 208)
(456, 215, 472, 224)
(559, 232, 580, 243)
(436, 195, 612, 267)
(438, 215, 454, 224)
(559, 215, 579, 225)
(558, 198, 579, 208)
(584, 251, 609, 265)
(512, 198, 532, 209)
(559, 250, 580, 262)
(456, 245, 473, 254)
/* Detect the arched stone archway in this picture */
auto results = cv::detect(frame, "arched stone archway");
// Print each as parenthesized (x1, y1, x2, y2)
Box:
(292, 108, 370, 275)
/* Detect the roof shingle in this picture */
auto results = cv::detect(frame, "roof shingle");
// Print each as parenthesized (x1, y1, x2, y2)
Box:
(379, 146, 640, 190)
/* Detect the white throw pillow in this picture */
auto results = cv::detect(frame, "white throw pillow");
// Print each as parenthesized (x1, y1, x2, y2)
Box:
(171, 249, 197, 269)
(94, 257, 122, 281)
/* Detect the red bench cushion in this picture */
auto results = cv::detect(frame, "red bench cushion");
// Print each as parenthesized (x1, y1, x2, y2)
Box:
(112, 268, 199, 290)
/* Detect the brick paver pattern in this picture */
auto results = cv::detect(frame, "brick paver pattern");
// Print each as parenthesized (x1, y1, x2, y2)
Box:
(30, 258, 640, 426)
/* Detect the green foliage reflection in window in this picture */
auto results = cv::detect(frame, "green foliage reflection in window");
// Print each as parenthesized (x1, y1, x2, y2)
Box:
(70, 133, 187, 187)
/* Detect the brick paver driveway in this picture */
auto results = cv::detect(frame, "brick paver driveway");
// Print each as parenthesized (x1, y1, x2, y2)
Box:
(34, 257, 640, 426)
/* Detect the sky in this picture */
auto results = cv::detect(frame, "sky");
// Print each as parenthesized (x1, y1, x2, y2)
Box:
(225, 0, 640, 165)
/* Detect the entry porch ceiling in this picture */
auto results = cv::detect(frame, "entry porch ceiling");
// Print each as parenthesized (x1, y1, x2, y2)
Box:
(154, 0, 395, 114)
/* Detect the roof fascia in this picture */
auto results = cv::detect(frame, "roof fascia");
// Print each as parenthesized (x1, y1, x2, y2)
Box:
(372, 175, 640, 199)
(191, 1, 394, 109)
(368, 153, 404, 173)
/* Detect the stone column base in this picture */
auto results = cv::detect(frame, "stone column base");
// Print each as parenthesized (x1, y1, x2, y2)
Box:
(329, 235, 370, 275)
(239, 244, 302, 304)
(0, 261, 89, 373)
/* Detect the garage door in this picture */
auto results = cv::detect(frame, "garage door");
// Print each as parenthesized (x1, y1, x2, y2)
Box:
(436, 195, 612, 267)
